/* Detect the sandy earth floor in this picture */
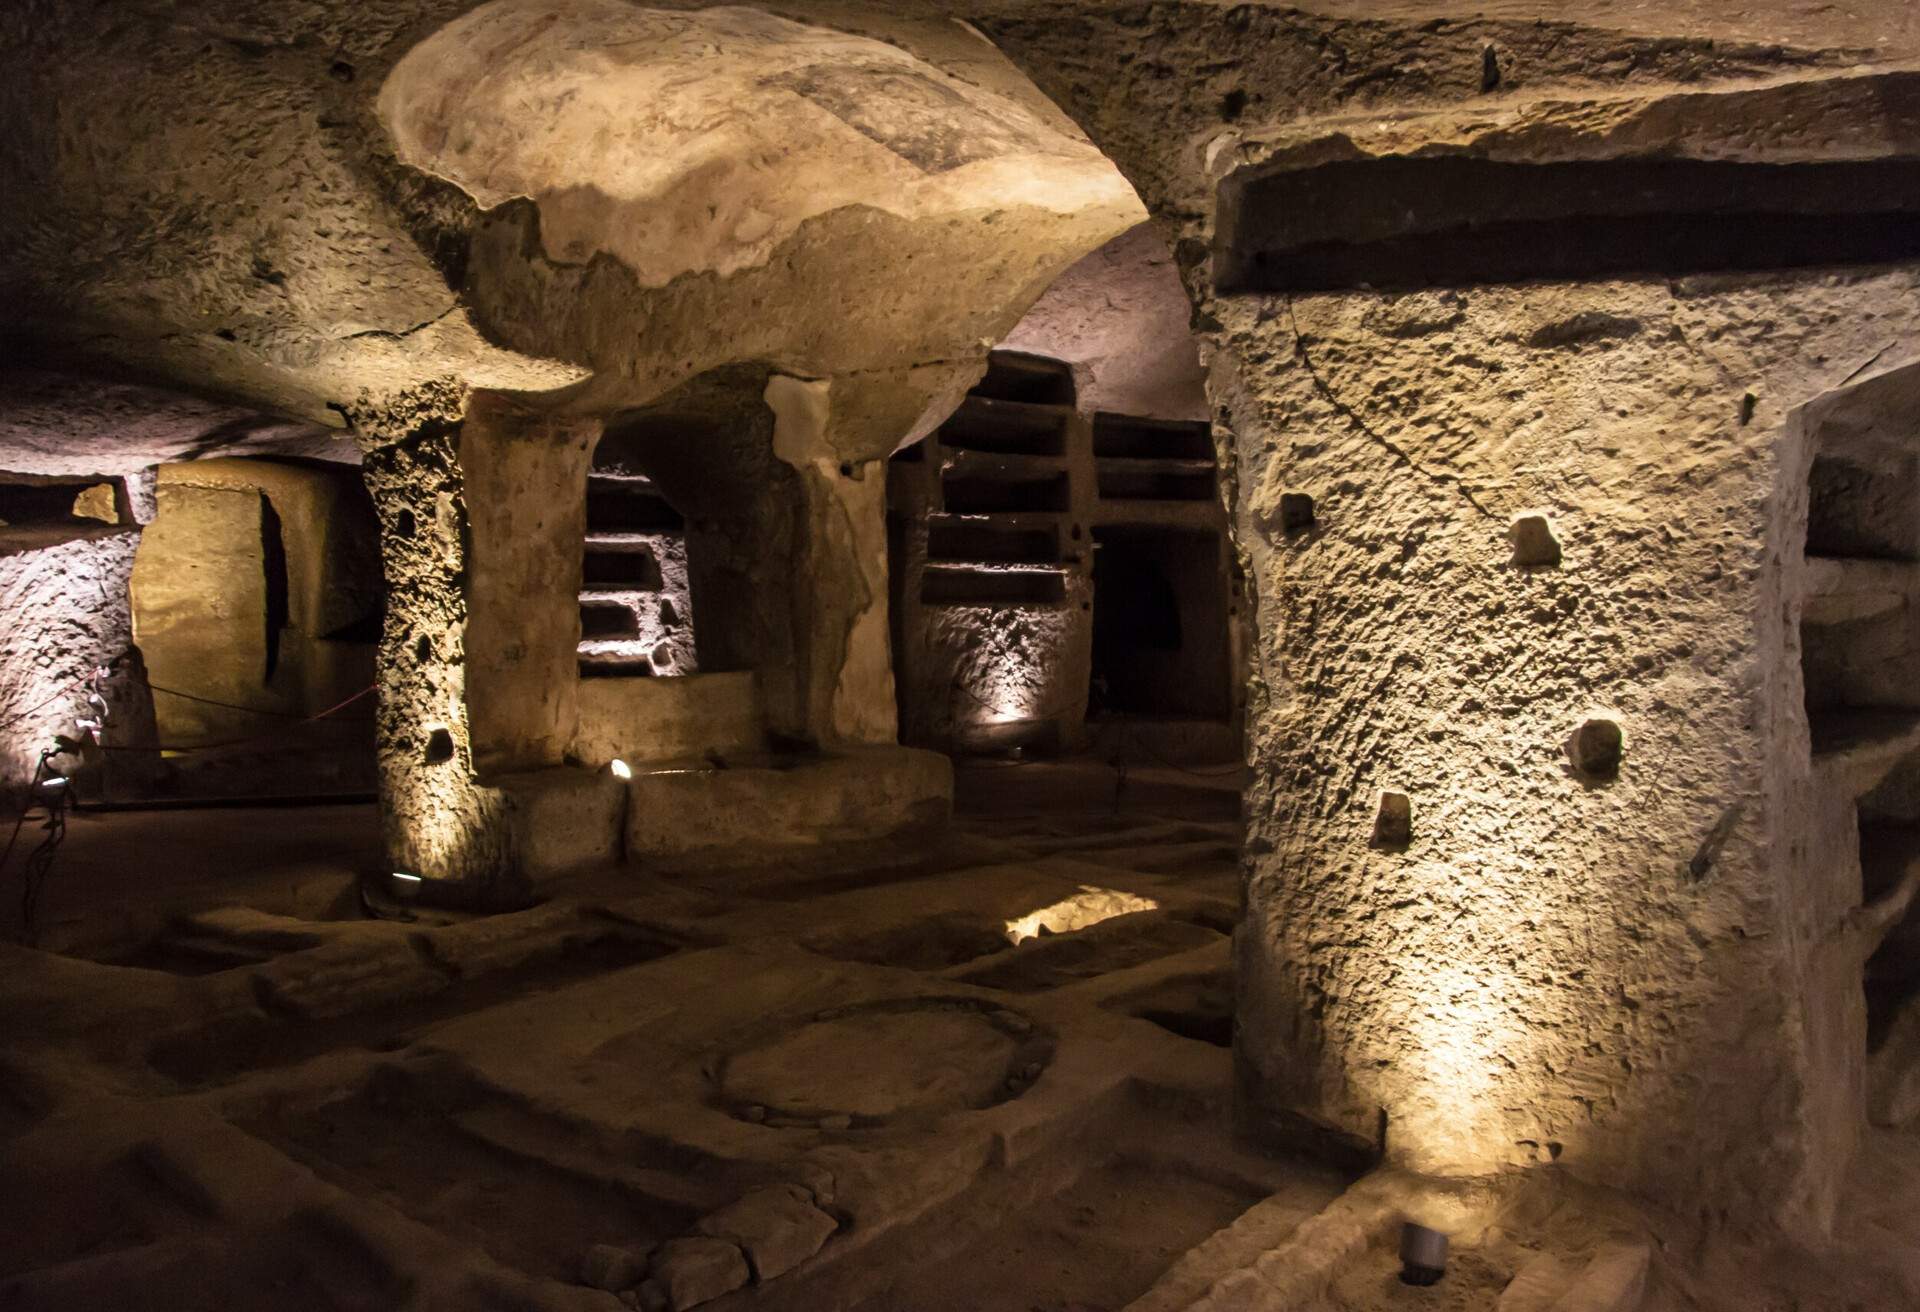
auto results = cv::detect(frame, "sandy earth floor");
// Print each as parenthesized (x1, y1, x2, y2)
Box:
(0, 762, 1355, 1311)
(2, 760, 1916, 1311)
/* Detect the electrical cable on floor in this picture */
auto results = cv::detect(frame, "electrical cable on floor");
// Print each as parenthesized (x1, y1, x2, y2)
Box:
(0, 753, 49, 888)
(1, 750, 65, 945)
(19, 760, 70, 946)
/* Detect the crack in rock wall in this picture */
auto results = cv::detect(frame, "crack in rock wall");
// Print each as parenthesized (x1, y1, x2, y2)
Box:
(978, 3, 1920, 1232)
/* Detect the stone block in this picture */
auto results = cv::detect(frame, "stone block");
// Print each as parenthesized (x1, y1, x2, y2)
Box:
(493, 766, 627, 882)
(1508, 514, 1563, 567)
(1549, 1242, 1649, 1312)
(625, 745, 951, 857)
(581, 1243, 646, 1292)
(696, 1183, 838, 1281)
(649, 1237, 750, 1311)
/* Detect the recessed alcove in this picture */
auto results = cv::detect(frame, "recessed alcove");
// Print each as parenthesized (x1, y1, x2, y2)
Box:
(1091, 415, 1212, 461)
(922, 565, 1068, 607)
(1218, 154, 1920, 292)
(577, 428, 697, 679)
(926, 518, 1059, 566)
(942, 470, 1071, 515)
(968, 351, 1076, 407)
(939, 398, 1071, 457)
(1798, 366, 1920, 719)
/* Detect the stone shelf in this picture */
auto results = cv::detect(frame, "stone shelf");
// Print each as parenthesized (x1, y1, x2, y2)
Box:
(925, 515, 1061, 566)
(1803, 555, 1918, 625)
(1096, 465, 1215, 502)
(942, 446, 1072, 474)
(1809, 709, 1920, 799)
(921, 563, 1069, 607)
(938, 395, 1074, 457)
(1091, 413, 1213, 461)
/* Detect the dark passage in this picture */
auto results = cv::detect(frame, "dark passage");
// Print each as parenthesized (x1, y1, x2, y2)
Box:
(1219, 155, 1920, 292)
(1090, 527, 1228, 717)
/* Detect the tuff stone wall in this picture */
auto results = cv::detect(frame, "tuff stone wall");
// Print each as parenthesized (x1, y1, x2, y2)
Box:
(132, 458, 381, 746)
(0, 531, 155, 805)
(352, 382, 520, 892)
(979, 6, 1920, 1233)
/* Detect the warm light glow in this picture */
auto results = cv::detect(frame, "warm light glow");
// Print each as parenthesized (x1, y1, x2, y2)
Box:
(391, 871, 423, 883)
(609, 758, 633, 780)
(1004, 885, 1158, 944)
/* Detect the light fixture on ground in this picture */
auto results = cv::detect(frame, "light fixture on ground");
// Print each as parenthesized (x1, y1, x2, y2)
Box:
(390, 870, 423, 899)
(609, 758, 633, 780)
(1398, 1221, 1449, 1286)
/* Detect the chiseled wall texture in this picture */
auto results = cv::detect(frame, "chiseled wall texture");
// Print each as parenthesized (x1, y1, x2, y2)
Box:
(980, 5, 1920, 1231)
(0, 532, 150, 802)
(1224, 275, 1920, 1231)
(353, 381, 520, 893)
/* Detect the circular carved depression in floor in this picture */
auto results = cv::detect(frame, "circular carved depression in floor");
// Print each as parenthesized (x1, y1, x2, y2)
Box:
(720, 998, 1048, 1124)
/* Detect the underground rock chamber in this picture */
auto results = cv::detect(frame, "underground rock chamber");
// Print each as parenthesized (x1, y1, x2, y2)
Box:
(7, 3, 1920, 1311)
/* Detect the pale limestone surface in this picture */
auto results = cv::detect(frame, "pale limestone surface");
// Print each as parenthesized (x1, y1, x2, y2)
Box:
(1000, 222, 1210, 421)
(975, 0, 1920, 1245)
(3, 3, 1920, 1303)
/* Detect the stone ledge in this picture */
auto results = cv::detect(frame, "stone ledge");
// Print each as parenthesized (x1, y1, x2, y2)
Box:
(625, 746, 952, 859)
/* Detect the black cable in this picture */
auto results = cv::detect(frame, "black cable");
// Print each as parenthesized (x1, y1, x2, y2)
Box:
(20, 773, 68, 946)
(93, 684, 378, 756)
(146, 682, 375, 721)
(0, 679, 86, 734)
(2, 751, 58, 945)
(0, 753, 49, 886)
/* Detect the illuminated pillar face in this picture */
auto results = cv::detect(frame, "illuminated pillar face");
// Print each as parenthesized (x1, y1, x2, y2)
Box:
(1219, 237, 1920, 1229)
(359, 404, 512, 893)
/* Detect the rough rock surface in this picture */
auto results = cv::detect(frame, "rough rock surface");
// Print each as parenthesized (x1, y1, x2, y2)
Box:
(1000, 221, 1209, 421)
(977, 1, 1920, 1237)
(695, 1184, 839, 1281)
(0, 532, 152, 801)
(581, 1243, 648, 1292)
(648, 1237, 750, 1311)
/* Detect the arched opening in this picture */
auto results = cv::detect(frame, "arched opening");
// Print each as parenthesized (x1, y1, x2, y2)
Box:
(578, 428, 695, 679)
(127, 455, 382, 800)
(0, 8, 1304, 1312)
(888, 223, 1243, 764)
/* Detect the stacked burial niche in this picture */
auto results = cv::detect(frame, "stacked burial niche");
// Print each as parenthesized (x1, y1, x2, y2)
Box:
(1216, 153, 1920, 292)
(1794, 362, 1920, 1129)
(578, 430, 696, 679)
(888, 351, 1239, 756)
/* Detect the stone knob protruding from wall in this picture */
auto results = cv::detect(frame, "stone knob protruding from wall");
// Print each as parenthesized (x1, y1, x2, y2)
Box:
(1568, 717, 1623, 779)
(1278, 491, 1316, 535)
(1373, 790, 1412, 848)
(1508, 513, 1562, 567)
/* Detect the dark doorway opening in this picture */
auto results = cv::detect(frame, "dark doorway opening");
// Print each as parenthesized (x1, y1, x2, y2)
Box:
(1089, 526, 1229, 718)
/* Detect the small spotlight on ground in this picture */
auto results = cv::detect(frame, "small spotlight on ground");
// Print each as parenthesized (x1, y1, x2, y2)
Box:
(1399, 1222, 1448, 1286)
(609, 758, 633, 780)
